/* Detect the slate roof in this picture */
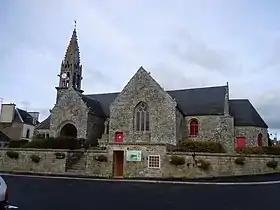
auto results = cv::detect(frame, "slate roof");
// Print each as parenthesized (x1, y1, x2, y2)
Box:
(38, 85, 268, 129)
(86, 85, 268, 128)
(229, 99, 268, 128)
(0, 131, 10, 142)
(80, 95, 105, 117)
(36, 115, 51, 130)
(16, 108, 38, 125)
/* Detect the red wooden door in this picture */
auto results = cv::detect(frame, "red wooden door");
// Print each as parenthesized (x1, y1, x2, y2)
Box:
(235, 137, 246, 149)
(113, 151, 124, 177)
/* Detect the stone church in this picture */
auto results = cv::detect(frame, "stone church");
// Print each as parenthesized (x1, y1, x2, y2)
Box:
(35, 28, 268, 152)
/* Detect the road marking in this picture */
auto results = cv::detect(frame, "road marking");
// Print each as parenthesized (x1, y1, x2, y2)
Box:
(7, 205, 19, 209)
(2, 173, 280, 186)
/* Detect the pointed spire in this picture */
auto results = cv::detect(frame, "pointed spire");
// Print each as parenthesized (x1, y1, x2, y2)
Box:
(64, 22, 80, 65)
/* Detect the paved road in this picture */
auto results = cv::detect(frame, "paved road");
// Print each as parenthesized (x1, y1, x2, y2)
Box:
(3, 174, 280, 210)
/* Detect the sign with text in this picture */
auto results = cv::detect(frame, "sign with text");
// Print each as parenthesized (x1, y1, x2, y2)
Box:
(126, 150, 142, 162)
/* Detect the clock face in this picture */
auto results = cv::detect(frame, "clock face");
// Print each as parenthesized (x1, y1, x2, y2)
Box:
(61, 73, 67, 79)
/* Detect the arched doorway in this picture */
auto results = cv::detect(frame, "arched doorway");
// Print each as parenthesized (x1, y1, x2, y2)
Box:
(60, 123, 77, 138)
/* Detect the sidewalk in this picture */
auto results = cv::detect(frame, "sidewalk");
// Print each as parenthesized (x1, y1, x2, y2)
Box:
(1, 171, 280, 183)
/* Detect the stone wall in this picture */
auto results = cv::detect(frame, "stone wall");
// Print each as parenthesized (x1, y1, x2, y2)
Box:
(86, 113, 105, 146)
(50, 87, 89, 138)
(163, 152, 280, 179)
(235, 126, 268, 146)
(0, 149, 67, 174)
(109, 68, 177, 145)
(85, 150, 111, 177)
(107, 143, 166, 177)
(185, 115, 235, 151)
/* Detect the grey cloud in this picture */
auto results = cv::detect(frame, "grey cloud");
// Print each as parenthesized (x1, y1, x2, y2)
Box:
(166, 30, 243, 76)
(247, 88, 280, 129)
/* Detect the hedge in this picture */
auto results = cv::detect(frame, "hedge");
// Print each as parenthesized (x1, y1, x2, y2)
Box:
(167, 140, 226, 153)
(22, 137, 84, 149)
(237, 146, 280, 155)
(9, 140, 29, 148)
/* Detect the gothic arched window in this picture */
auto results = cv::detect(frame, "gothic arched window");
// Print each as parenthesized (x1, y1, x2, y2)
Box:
(134, 102, 150, 132)
(26, 129, 30, 138)
(189, 119, 199, 137)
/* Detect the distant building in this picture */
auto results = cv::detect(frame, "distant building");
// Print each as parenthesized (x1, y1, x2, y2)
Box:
(0, 103, 39, 141)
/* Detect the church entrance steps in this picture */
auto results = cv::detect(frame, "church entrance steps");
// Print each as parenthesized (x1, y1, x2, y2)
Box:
(65, 152, 87, 173)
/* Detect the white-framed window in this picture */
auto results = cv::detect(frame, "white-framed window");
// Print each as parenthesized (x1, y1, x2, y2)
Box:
(148, 155, 161, 169)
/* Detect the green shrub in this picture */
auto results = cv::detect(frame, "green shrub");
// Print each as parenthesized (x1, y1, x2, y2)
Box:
(170, 155, 185, 166)
(30, 154, 41, 163)
(95, 155, 108, 162)
(54, 152, 66, 159)
(237, 146, 280, 155)
(23, 137, 83, 149)
(197, 159, 210, 171)
(9, 140, 29, 148)
(6, 151, 19, 159)
(266, 160, 278, 169)
(168, 140, 226, 153)
(234, 156, 246, 165)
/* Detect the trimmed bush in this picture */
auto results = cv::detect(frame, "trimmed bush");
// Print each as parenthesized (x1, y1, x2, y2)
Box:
(237, 146, 280, 155)
(197, 159, 210, 171)
(54, 152, 66, 159)
(30, 154, 41, 163)
(168, 140, 226, 153)
(266, 160, 278, 169)
(234, 156, 246, 165)
(95, 155, 108, 162)
(170, 155, 185, 166)
(23, 137, 84, 149)
(9, 140, 29, 148)
(6, 151, 19, 159)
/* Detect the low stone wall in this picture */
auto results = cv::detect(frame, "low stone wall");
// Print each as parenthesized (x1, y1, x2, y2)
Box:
(0, 149, 67, 174)
(163, 152, 280, 179)
(85, 149, 111, 177)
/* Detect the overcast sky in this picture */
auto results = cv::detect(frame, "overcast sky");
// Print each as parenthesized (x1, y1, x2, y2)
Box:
(1, 0, 280, 138)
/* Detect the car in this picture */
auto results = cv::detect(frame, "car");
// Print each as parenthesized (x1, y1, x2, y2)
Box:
(0, 176, 8, 210)
(0, 176, 18, 209)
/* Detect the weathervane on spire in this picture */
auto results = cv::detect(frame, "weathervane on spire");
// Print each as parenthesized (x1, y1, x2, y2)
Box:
(74, 20, 77, 29)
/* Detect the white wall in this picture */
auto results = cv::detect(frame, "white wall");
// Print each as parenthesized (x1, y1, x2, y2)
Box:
(22, 124, 35, 140)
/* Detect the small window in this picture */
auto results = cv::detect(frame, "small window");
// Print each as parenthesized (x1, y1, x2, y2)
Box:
(26, 129, 30, 138)
(115, 132, 124, 142)
(189, 119, 199, 137)
(148, 155, 160, 169)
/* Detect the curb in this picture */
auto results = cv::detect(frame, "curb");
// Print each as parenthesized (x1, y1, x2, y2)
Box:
(2, 171, 280, 185)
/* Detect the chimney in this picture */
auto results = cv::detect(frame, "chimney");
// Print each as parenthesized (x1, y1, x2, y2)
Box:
(0, 103, 16, 123)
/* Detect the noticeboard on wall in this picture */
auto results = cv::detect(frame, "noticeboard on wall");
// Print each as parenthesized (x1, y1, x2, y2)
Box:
(126, 150, 142, 162)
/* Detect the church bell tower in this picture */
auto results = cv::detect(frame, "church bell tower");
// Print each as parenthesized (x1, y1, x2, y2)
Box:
(56, 24, 83, 102)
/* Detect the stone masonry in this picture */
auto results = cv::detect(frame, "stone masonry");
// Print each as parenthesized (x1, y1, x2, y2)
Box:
(109, 67, 177, 145)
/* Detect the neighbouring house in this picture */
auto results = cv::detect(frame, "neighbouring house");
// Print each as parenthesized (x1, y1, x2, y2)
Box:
(35, 27, 268, 153)
(0, 103, 39, 141)
(0, 131, 10, 147)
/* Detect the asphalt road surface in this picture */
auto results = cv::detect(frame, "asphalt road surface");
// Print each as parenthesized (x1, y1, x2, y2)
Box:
(3, 174, 280, 210)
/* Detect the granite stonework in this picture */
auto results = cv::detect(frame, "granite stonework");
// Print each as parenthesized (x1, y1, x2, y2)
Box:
(86, 113, 105, 146)
(235, 126, 268, 146)
(107, 143, 167, 178)
(50, 87, 89, 139)
(85, 150, 110, 177)
(163, 152, 280, 179)
(0, 149, 66, 174)
(185, 115, 235, 151)
(109, 68, 177, 145)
